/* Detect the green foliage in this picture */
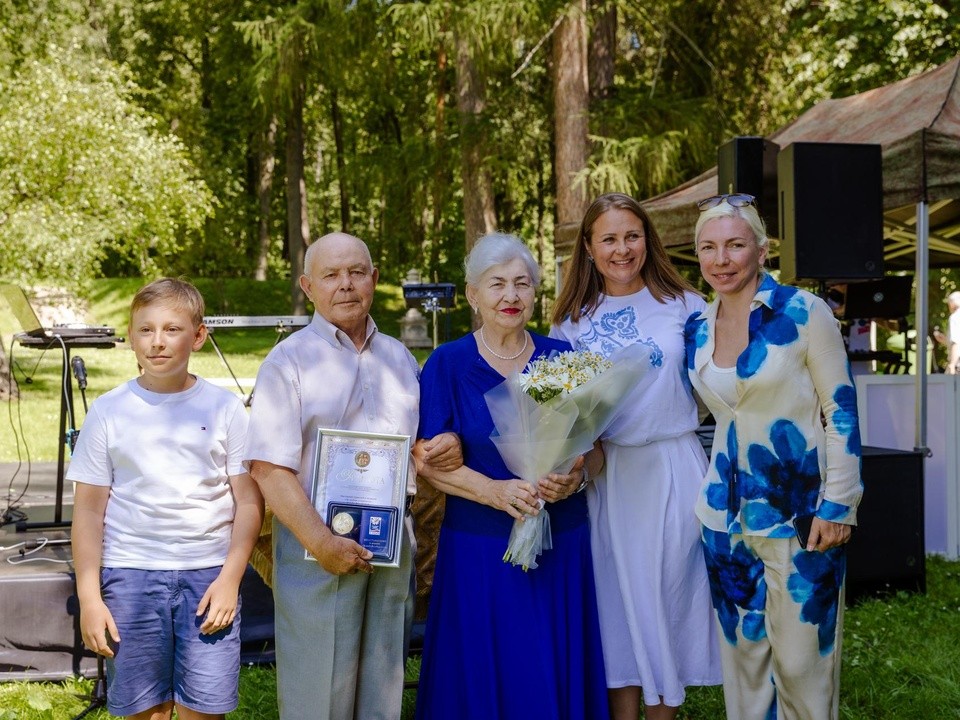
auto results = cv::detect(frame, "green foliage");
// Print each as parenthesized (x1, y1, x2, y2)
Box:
(0, 46, 213, 290)
(783, 0, 960, 100)
(2, 0, 960, 294)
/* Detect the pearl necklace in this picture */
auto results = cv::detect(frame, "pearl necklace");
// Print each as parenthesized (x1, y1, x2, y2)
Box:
(479, 326, 528, 361)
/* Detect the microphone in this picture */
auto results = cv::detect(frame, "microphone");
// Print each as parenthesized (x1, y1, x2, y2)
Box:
(71, 356, 88, 390)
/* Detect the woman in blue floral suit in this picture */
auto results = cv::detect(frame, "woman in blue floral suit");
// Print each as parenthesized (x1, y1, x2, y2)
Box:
(684, 194, 863, 720)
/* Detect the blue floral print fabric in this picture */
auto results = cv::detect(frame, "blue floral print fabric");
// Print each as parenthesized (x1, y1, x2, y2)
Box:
(788, 547, 847, 655)
(701, 528, 766, 645)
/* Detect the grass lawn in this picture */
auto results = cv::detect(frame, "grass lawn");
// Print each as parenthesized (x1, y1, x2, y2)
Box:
(0, 556, 957, 718)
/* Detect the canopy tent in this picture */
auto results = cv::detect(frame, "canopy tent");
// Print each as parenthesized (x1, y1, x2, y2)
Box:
(641, 55, 960, 451)
(644, 55, 960, 266)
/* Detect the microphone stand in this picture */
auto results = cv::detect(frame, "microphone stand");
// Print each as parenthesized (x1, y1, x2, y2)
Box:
(71, 656, 107, 720)
(68, 356, 106, 719)
(16, 343, 79, 531)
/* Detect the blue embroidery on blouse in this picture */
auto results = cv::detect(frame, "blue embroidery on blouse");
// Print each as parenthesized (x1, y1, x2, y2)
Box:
(738, 282, 809, 379)
(701, 528, 767, 645)
(647, 340, 664, 368)
(599, 307, 640, 339)
(579, 306, 663, 368)
(740, 419, 821, 531)
(787, 547, 846, 655)
(832, 384, 862, 456)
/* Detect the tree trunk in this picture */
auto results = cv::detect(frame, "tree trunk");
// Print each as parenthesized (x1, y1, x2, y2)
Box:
(254, 116, 278, 282)
(285, 77, 310, 314)
(428, 44, 449, 275)
(456, 32, 497, 256)
(330, 88, 350, 232)
(553, 1, 590, 226)
(588, 0, 616, 103)
(535, 156, 547, 324)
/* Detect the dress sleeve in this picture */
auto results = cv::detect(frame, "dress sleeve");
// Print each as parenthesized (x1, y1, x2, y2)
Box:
(805, 297, 863, 525)
(549, 319, 576, 345)
(685, 291, 707, 316)
(418, 346, 457, 440)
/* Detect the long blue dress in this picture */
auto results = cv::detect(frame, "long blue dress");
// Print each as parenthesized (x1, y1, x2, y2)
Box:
(415, 332, 609, 720)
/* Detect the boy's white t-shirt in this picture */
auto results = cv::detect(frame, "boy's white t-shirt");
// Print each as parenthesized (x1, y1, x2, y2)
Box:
(67, 377, 249, 570)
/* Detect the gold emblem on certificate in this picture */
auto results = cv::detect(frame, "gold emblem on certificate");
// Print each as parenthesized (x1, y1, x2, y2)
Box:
(306, 428, 410, 567)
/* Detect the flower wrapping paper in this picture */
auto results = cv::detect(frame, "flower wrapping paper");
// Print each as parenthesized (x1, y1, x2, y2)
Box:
(485, 341, 656, 569)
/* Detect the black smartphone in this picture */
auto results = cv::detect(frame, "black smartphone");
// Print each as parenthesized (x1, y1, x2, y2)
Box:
(795, 515, 815, 549)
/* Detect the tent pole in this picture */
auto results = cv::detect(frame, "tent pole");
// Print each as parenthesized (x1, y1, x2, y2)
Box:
(915, 200, 930, 454)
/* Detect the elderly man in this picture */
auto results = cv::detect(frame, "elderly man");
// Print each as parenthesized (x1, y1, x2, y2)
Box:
(245, 232, 457, 719)
(934, 291, 960, 374)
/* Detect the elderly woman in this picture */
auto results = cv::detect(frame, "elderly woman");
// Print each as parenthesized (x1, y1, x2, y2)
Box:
(684, 194, 863, 720)
(551, 193, 721, 720)
(414, 233, 609, 719)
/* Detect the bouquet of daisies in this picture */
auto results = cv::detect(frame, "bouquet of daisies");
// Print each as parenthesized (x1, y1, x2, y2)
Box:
(485, 341, 655, 570)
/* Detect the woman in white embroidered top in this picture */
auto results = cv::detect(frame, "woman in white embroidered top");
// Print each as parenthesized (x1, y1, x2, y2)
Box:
(551, 192, 722, 720)
(684, 194, 863, 720)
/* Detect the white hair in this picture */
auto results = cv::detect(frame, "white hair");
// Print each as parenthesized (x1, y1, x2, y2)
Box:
(464, 233, 541, 287)
(947, 291, 960, 307)
(694, 201, 769, 253)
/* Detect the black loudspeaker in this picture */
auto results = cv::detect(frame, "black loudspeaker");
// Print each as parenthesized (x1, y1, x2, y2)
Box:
(846, 446, 925, 604)
(717, 136, 780, 237)
(841, 275, 913, 320)
(239, 565, 275, 665)
(777, 142, 884, 283)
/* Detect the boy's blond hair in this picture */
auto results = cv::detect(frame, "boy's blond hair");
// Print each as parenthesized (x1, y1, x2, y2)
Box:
(130, 278, 205, 329)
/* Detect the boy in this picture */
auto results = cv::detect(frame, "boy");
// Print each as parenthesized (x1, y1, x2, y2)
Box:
(70, 278, 263, 720)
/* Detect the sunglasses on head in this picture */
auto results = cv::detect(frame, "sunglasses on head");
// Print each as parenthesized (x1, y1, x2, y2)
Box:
(696, 193, 757, 211)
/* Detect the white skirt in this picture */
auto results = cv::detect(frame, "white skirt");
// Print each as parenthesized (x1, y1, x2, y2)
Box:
(588, 432, 722, 707)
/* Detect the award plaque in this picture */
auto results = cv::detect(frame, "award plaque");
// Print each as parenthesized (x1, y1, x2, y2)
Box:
(306, 428, 410, 567)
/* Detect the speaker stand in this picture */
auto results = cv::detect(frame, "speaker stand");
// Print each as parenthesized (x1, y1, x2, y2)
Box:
(72, 655, 106, 719)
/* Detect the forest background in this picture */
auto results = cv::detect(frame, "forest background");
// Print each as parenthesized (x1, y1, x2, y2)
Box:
(2, 0, 960, 322)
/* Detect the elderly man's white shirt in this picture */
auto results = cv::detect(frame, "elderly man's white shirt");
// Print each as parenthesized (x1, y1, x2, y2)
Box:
(949, 308, 960, 347)
(243, 312, 420, 495)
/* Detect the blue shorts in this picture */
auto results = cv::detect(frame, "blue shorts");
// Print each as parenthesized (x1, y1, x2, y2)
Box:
(101, 566, 241, 716)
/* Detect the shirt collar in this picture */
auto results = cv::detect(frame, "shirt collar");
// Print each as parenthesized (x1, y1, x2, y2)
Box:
(751, 272, 778, 311)
(310, 312, 378, 352)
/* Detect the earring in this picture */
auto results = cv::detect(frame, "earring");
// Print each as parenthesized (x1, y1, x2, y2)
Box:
(471, 305, 478, 313)
(587, 256, 594, 263)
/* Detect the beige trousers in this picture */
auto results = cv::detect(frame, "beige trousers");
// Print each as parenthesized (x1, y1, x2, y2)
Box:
(272, 514, 415, 720)
(701, 528, 846, 720)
